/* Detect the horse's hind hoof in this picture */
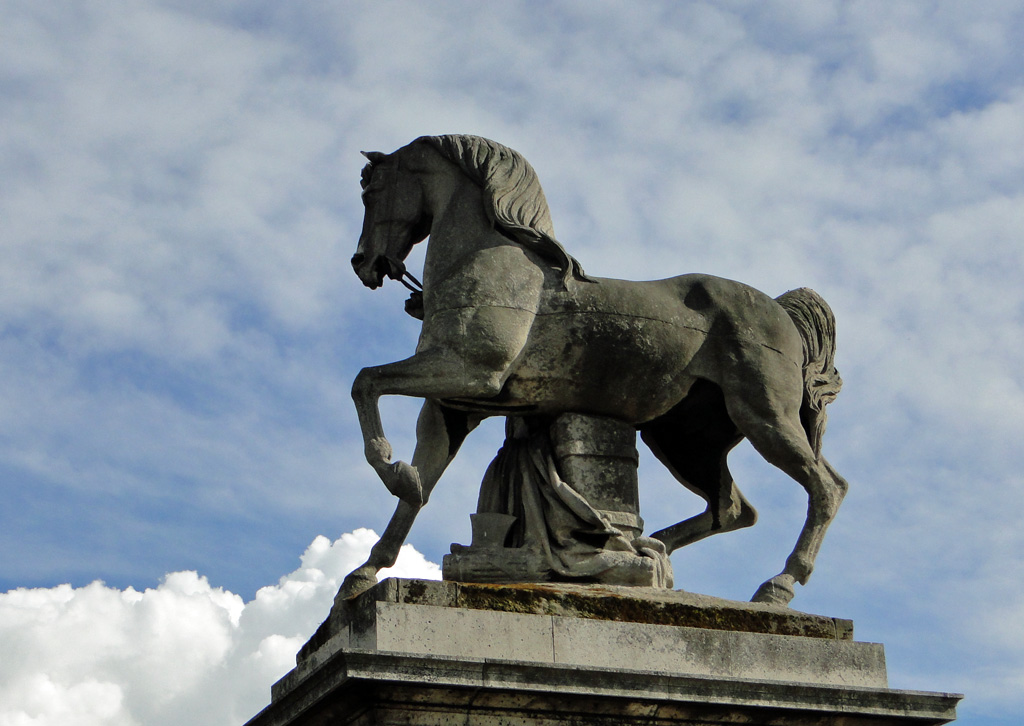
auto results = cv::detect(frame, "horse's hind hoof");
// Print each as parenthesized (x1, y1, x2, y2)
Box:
(384, 460, 423, 504)
(751, 574, 796, 607)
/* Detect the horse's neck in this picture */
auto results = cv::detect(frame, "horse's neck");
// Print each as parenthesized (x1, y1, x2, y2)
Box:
(421, 174, 545, 309)
(422, 176, 513, 283)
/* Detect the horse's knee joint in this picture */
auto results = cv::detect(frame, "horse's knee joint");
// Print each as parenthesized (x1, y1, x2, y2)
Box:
(351, 369, 374, 400)
(737, 501, 758, 528)
(718, 495, 757, 531)
(473, 371, 505, 397)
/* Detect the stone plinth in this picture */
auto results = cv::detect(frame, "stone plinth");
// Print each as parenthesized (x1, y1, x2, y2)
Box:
(244, 579, 960, 726)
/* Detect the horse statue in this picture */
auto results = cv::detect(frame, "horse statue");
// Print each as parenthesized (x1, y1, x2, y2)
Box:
(340, 134, 846, 607)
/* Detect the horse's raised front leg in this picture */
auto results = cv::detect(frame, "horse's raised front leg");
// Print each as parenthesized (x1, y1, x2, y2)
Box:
(340, 307, 534, 600)
(337, 399, 478, 601)
(349, 348, 507, 505)
(350, 307, 534, 503)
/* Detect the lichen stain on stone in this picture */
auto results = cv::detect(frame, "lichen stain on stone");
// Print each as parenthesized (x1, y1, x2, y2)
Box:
(451, 582, 845, 639)
(403, 579, 430, 603)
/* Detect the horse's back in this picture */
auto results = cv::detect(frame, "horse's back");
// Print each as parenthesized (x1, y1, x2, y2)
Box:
(500, 272, 802, 422)
(546, 272, 799, 346)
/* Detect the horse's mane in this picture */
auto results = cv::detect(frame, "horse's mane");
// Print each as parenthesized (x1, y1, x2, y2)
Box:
(415, 135, 591, 285)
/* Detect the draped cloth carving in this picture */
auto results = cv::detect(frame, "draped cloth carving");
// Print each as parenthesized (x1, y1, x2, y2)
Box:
(444, 415, 674, 588)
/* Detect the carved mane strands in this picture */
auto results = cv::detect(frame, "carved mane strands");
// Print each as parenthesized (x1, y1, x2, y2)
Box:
(418, 134, 591, 285)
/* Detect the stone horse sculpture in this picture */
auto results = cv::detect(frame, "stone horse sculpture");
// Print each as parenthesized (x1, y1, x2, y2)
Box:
(342, 134, 846, 607)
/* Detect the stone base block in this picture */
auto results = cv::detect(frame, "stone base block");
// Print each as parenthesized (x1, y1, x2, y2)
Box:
(442, 543, 671, 588)
(244, 579, 960, 726)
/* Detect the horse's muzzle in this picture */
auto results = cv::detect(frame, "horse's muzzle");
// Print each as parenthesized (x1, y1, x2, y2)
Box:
(351, 252, 385, 289)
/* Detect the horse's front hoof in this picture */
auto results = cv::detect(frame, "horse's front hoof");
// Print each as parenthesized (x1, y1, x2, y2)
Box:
(384, 460, 423, 504)
(751, 574, 796, 607)
(335, 567, 378, 603)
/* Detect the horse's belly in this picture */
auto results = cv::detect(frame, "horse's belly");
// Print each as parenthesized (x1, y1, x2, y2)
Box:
(499, 311, 706, 423)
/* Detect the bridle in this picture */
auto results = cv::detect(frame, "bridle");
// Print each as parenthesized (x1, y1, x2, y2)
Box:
(364, 158, 424, 295)
(395, 266, 423, 294)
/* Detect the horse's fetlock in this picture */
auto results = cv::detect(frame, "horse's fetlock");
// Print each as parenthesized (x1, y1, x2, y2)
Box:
(384, 460, 423, 504)
(367, 436, 392, 464)
(822, 491, 843, 517)
(785, 553, 814, 583)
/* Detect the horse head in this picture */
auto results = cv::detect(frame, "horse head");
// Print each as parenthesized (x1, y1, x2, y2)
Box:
(352, 150, 431, 290)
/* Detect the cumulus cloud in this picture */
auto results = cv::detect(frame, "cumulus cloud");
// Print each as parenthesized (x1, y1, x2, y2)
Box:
(0, 530, 440, 726)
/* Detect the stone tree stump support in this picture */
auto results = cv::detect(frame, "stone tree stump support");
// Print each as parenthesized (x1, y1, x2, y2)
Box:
(244, 579, 960, 726)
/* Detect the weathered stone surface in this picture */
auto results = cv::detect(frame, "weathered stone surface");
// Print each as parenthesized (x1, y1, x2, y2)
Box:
(340, 134, 849, 608)
(551, 412, 643, 529)
(246, 579, 960, 726)
(293, 579, 878, 693)
(549, 615, 883, 687)
(250, 653, 960, 726)
(302, 579, 856, 666)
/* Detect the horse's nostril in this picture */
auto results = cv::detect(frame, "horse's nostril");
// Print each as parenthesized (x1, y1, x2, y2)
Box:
(351, 253, 365, 268)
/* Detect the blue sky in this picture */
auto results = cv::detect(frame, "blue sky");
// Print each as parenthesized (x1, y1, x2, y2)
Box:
(2, 1, 1024, 724)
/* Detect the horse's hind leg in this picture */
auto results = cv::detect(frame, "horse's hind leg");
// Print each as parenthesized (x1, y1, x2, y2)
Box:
(645, 436, 757, 553)
(337, 400, 479, 601)
(640, 381, 757, 554)
(724, 391, 848, 606)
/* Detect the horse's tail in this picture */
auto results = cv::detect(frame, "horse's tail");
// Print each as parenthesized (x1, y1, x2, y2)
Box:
(775, 288, 842, 458)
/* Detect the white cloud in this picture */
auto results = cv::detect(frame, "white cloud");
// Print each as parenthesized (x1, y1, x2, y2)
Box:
(0, 530, 440, 726)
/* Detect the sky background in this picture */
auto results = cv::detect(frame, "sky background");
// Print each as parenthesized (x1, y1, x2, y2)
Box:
(2, 1, 1023, 724)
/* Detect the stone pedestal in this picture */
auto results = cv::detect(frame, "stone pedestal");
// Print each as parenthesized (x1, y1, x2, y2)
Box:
(244, 579, 960, 726)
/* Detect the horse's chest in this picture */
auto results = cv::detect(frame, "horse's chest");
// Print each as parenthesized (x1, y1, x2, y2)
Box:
(425, 246, 544, 311)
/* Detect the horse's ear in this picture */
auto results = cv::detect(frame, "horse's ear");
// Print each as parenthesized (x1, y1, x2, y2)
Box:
(361, 151, 387, 163)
